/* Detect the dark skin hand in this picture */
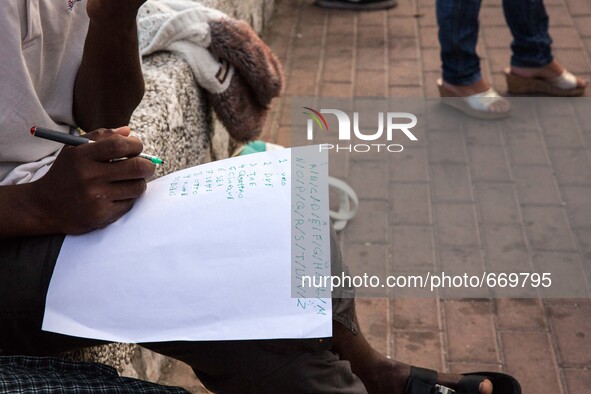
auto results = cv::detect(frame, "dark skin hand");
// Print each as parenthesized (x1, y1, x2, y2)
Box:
(0, 128, 155, 237)
(0, 1, 151, 239)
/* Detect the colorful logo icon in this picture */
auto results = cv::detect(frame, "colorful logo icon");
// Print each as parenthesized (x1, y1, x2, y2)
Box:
(302, 107, 329, 131)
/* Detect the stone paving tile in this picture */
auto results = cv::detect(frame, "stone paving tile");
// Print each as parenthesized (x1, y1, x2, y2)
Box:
(563, 369, 591, 394)
(521, 205, 578, 251)
(439, 247, 490, 298)
(428, 130, 467, 164)
(549, 148, 591, 185)
(348, 160, 389, 200)
(356, 298, 390, 356)
(346, 199, 390, 244)
(463, 120, 504, 147)
(540, 115, 587, 149)
(512, 166, 563, 205)
(575, 227, 591, 265)
(429, 163, 473, 203)
(475, 224, 537, 297)
(496, 298, 547, 330)
(548, 6, 576, 28)
(474, 183, 521, 224)
(468, 145, 512, 182)
(574, 16, 591, 36)
(393, 331, 444, 371)
(390, 225, 435, 272)
(345, 243, 389, 298)
(390, 183, 432, 225)
(535, 251, 590, 299)
(390, 147, 429, 182)
(354, 69, 388, 97)
(421, 48, 441, 73)
(504, 131, 550, 165)
(323, 56, 354, 83)
(565, 0, 591, 16)
(434, 203, 481, 247)
(320, 81, 353, 97)
(389, 85, 424, 97)
(389, 59, 423, 86)
(389, 37, 421, 60)
(547, 302, 591, 366)
(391, 298, 440, 330)
(260, 1, 591, 392)
(444, 300, 499, 363)
(501, 331, 562, 394)
(561, 185, 591, 229)
(416, 6, 437, 28)
(553, 48, 591, 73)
(481, 26, 513, 49)
(448, 362, 502, 375)
(479, 6, 507, 27)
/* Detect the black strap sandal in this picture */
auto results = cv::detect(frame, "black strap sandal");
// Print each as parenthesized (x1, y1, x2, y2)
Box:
(404, 366, 521, 394)
(315, 0, 398, 11)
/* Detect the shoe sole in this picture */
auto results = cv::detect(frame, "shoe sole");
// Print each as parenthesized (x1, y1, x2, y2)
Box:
(505, 69, 586, 97)
(315, 0, 398, 10)
(437, 82, 511, 120)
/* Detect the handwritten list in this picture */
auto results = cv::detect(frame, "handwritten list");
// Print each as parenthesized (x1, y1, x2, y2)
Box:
(291, 147, 331, 316)
(43, 146, 332, 343)
(167, 160, 289, 199)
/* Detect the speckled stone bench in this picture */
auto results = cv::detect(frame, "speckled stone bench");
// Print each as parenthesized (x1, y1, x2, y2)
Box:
(60, 0, 276, 389)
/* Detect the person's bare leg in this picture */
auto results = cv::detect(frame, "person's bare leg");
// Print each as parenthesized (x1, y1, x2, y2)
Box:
(332, 321, 493, 394)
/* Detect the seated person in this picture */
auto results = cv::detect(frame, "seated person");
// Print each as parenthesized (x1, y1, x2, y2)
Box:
(0, 1, 519, 393)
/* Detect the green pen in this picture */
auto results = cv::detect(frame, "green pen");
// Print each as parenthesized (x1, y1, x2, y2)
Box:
(31, 126, 165, 165)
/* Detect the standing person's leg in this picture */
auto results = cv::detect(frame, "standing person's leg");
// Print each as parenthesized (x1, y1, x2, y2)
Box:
(503, 0, 552, 68)
(502, 0, 586, 95)
(437, 0, 483, 88)
(436, 0, 511, 118)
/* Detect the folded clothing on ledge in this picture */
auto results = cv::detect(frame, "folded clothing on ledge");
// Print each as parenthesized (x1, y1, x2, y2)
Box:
(138, 0, 284, 142)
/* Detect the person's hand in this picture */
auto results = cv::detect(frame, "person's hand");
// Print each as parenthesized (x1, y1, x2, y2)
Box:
(86, 0, 147, 26)
(30, 127, 155, 235)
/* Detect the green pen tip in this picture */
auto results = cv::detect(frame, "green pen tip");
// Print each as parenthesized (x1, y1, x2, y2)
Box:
(152, 157, 164, 165)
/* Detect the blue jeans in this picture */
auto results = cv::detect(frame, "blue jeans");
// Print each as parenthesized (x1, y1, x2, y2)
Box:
(437, 0, 554, 85)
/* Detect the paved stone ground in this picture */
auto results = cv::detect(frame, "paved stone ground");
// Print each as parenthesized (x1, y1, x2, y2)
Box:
(256, 1, 591, 393)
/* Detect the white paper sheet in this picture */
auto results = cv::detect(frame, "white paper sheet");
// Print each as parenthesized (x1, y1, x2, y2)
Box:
(43, 146, 332, 343)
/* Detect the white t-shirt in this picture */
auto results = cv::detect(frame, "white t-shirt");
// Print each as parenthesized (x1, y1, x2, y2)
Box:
(0, 0, 89, 185)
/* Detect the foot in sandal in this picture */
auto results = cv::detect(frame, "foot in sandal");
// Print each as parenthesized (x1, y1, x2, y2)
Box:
(506, 60, 587, 96)
(352, 351, 519, 394)
(437, 78, 511, 120)
(332, 322, 520, 393)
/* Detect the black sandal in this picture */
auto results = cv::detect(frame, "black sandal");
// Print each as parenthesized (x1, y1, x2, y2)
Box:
(315, 0, 398, 11)
(404, 366, 521, 394)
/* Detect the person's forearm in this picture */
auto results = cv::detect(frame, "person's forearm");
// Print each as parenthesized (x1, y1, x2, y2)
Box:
(0, 183, 53, 238)
(74, 9, 145, 131)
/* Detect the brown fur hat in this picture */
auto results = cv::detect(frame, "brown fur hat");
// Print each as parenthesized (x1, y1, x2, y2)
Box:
(204, 18, 284, 142)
